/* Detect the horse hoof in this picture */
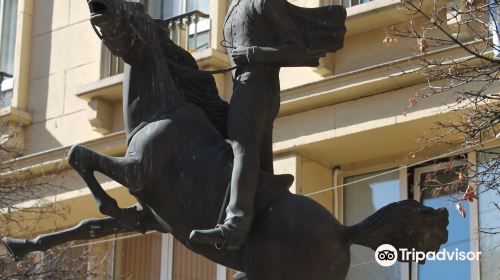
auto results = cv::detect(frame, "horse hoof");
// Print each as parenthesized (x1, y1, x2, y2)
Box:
(68, 145, 85, 169)
(1, 237, 33, 261)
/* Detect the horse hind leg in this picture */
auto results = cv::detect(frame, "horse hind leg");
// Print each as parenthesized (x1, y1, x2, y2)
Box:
(68, 145, 143, 230)
(2, 216, 127, 261)
(2, 205, 166, 261)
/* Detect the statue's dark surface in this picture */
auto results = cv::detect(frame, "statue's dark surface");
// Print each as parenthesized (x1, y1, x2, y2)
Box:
(189, 0, 347, 250)
(1, 1, 449, 279)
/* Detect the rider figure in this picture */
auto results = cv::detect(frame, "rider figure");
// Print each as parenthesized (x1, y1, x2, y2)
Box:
(190, 0, 346, 250)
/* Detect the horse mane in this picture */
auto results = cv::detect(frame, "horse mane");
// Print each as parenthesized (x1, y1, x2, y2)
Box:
(154, 19, 229, 139)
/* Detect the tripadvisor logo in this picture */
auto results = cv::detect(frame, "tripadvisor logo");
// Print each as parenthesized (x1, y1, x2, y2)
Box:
(375, 244, 482, 266)
(375, 244, 398, 267)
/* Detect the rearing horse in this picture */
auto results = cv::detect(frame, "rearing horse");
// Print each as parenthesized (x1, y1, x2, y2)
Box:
(2, 1, 449, 279)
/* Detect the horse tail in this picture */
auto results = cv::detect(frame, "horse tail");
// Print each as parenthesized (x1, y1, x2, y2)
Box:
(343, 200, 449, 255)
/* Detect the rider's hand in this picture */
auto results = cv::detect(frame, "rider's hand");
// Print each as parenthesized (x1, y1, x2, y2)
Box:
(230, 47, 251, 65)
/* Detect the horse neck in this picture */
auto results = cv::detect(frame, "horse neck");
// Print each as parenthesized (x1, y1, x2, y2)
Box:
(123, 46, 184, 136)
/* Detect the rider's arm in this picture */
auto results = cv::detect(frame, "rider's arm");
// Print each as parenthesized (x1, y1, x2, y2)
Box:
(247, 0, 307, 66)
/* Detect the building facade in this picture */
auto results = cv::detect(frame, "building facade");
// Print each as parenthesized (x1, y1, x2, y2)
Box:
(0, 0, 498, 279)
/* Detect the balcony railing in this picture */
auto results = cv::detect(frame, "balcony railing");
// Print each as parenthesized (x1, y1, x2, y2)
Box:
(341, 0, 372, 7)
(102, 10, 210, 79)
(325, 0, 374, 8)
(167, 10, 211, 52)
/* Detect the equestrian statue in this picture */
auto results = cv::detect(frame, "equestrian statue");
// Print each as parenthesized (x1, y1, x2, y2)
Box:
(2, 0, 449, 279)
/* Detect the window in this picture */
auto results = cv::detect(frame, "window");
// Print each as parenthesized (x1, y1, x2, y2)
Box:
(113, 233, 163, 279)
(477, 148, 500, 280)
(0, 0, 17, 108)
(344, 169, 405, 280)
(413, 161, 471, 280)
(145, 0, 208, 19)
(341, 0, 372, 8)
(172, 238, 217, 280)
(85, 232, 218, 280)
(145, 0, 210, 52)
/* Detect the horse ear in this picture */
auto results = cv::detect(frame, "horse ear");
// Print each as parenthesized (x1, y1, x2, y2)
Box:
(128, 2, 145, 13)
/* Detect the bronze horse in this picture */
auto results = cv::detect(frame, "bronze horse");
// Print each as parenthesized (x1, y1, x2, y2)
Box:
(2, 1, 449, 279)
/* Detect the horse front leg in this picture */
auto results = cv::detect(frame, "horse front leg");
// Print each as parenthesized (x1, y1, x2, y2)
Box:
(68, 145, 144, 231)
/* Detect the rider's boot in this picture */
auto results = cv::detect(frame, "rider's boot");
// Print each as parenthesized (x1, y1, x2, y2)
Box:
(189, 153, 259, 250)
(233, 272, 249, 280)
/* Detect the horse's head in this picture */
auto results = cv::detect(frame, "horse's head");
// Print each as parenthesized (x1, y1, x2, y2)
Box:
(87, 0, 125, 34)
(87, 0, 150, 39)
(87, 0, 159, 64)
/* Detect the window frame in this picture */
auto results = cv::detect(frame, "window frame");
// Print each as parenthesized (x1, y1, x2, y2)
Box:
(341, 165, 410, 280)
(0, 0, 16, 95)
(159, 233, 227, 280)
(412, 158, 480, 280)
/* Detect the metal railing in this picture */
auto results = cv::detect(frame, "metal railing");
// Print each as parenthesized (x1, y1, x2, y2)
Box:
(324, 0, 373, 8)
(102, 50, 125, 78)
(102, 10, 210, 78)
(341, 0, 372, 7)
(165, 10, 211, 52)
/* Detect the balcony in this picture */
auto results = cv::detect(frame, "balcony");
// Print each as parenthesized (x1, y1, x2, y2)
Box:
(78, 9, 229, 134)
(101, 10, 215, 79)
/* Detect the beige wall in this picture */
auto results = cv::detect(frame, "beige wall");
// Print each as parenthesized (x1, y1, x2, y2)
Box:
(24, 0, 103, 154)
(4, 0, 499, 266)
(17, 0, 462, 155)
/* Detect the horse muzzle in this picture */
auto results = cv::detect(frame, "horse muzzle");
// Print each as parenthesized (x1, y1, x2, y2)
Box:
(87, 0, 117, 26)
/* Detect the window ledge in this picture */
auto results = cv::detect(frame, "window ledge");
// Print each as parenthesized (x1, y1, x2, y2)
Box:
(76, 48, 229, 103)
(192, 48, 230, 69)
(76, 48, 229, 134)
(0, 106, 32, 126)
(346, 0, 404, 37)
(77, 73, 124, 103)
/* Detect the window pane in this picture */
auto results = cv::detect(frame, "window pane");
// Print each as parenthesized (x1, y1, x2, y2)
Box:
(344, 169, 402, 280)
(188, 30, 209, 51)
(417, 165, 470, 280)
(0, 0, 17, 74)
(0, 89, 12, 108)
(147, 0, 183, 18)
(187, 0, 209, 13)
(172, 239, 216, 280)
(114, 233, 162, 280)
(477, 148, 500, 280)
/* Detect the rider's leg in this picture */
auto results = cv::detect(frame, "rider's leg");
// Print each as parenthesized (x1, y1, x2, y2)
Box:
(222, 81, 269, 249)
(68, 145, 143, 231)
(190, 78, 269, 250)
(233, 272, 249, 280)
(259, 123, 274, 174)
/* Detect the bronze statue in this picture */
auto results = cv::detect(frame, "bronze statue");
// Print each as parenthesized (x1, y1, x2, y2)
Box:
(189, 0, 347, 251)
(1, 1, 449, 279)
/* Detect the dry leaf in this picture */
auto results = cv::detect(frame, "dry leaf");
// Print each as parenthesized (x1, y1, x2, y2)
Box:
(463, 185, 476, 202)
(456, 202, 466, 218)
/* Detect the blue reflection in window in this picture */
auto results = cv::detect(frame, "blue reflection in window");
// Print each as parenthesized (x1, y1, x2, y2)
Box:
(477, 149, 500, 280)
(344, 169, 402, 280)
(417, 165, 470, 280)
(419, 196, 470, 280)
